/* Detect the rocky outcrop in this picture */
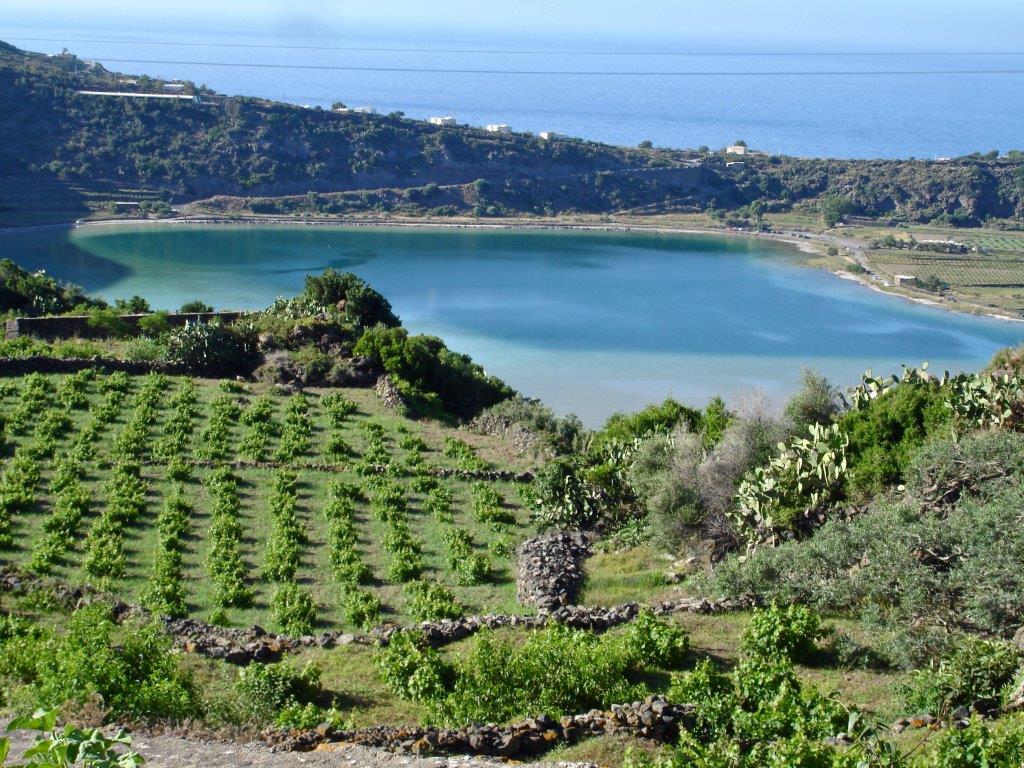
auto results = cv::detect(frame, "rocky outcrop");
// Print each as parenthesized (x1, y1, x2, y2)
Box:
(267, 696, 695, 757)
(517, 531, 591, 611)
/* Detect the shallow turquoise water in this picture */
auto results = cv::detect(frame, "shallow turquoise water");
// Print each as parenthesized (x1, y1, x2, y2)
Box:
(4, 224, 1022, 424)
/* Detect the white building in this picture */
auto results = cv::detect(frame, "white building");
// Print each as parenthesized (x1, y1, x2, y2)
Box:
(485, 124, 512, 134)
(539, 131, 568, 141)
(427, 116, 457, 126)
(726, 144, 748, 155)
(893, 274, 916, 286)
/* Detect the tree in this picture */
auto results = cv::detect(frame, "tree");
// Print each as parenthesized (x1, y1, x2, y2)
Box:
(638, 140, 654, 149)
(819, 195, 855, 227)
(180, 300, 213, 313)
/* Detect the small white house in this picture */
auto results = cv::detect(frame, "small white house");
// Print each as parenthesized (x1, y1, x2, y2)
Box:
(351, 106, 377, 114)
(893, 274, 916, 286)
(427, 116, 457, 126)
(539, 131, 568, 141)
(726, 144, 748, 155)
(485, 124, 512, 134)
(163, 82, 186, 93)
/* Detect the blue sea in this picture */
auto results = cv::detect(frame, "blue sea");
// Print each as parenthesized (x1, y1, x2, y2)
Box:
(2, 23, 1023, 158)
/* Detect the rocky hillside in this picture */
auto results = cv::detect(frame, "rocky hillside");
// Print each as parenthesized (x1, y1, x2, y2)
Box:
(1, 40, 1023, 225)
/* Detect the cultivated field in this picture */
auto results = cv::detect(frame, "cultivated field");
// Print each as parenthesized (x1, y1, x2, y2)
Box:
(0, 371, 535, 632)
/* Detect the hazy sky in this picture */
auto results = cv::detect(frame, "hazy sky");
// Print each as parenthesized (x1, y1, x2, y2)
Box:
(5, 0, 1024, 51)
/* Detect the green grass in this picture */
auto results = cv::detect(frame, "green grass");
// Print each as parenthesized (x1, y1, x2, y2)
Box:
(0, 372, 536, 631)
(580, 545, 676, 606)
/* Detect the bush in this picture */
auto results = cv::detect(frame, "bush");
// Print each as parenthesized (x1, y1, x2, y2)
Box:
(741, 604, 825, 663)
(522, 457, 601, 530)
(404, 580, 464, 621)
(922, 715, 1024, 767)
(595, 398, 702, 450)
(621, 609, 691, 669)
(137, 310, 170, 337)
(375, 631, 452, 703)
(29, 604, 199, 720)
(180, 300, 213, 313)
(235, 661, 320, 723)
(271, 583, 318, 636)
(378, 616, 690, 727)
(901, 637, 1020, 717)
(166, 321, 258, 376)
(839, 379, 950, 499)
(662, 655, 851, 766)
(703, 479, 1024, 667)
(302, 269, 399, 329)
(354, 325, 512, 420)
(783, 368, 842, 432)
(86, 308, 131, 338)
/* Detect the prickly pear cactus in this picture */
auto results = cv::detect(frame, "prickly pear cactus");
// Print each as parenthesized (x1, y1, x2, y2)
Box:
(733, 422, 849, 553)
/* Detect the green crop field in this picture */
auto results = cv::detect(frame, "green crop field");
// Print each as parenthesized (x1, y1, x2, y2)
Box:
(0, 371, 536, 633)
(863, 248, 1024, 312)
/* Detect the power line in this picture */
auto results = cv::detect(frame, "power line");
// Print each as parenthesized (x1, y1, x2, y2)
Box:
(7, 35, 1024, 57)
(79, 58, 1024, 76)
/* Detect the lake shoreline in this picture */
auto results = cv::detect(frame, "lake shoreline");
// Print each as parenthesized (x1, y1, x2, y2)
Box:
(4, 212, 1022, 324)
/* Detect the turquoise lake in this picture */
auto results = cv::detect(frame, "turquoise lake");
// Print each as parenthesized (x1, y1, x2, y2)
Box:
(4, 224, 1022, 424)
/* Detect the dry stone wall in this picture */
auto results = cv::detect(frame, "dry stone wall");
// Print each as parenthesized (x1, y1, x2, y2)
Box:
(267, 696, 695, 757)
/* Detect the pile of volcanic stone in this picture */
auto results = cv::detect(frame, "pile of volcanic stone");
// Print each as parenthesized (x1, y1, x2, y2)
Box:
(266, 696, 694, 757)
(516, 531, 591, 611)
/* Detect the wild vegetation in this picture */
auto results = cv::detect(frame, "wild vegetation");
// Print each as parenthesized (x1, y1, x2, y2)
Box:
(4, 271, 1024, 765)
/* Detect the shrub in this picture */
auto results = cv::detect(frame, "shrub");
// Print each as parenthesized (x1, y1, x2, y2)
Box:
(166, 321, 257, 376)
(901, 637, 1020, 717)
(404, 580, 464, 621)
(922, 715, 1024, 767)
(522, 457, 601, 530)
(180, 300, 213, 313)
(783, 368, 842, 432)
(137, 310, 170, 337)
(664, 655, 850, 764)
(375, 631, 452, 703)
(235, 661, 320, 723)
(31, 605, 199, 720)
(302, 269, 399, 329)
(86, 308, 131, 338)
(0, 258, 100, 316)
(741, 604, 825, 663)
(839, 379, 950, 499)
(595, 398, 702, 450)
(620, 609, 691, 669)
(0, 709, 143, 768)
(733, 422, 848, 550)
(271, 583, 318, 636)
(354, 325, 512, 420)
(379, 616, 690, 727)
(703, 481, 1024, 667)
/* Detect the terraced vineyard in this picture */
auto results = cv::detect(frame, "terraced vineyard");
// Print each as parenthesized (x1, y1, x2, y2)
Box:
(0, 371, 534, 632)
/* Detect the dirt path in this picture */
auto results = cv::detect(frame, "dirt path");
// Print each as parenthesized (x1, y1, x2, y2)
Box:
(3, 728, 595, 768)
